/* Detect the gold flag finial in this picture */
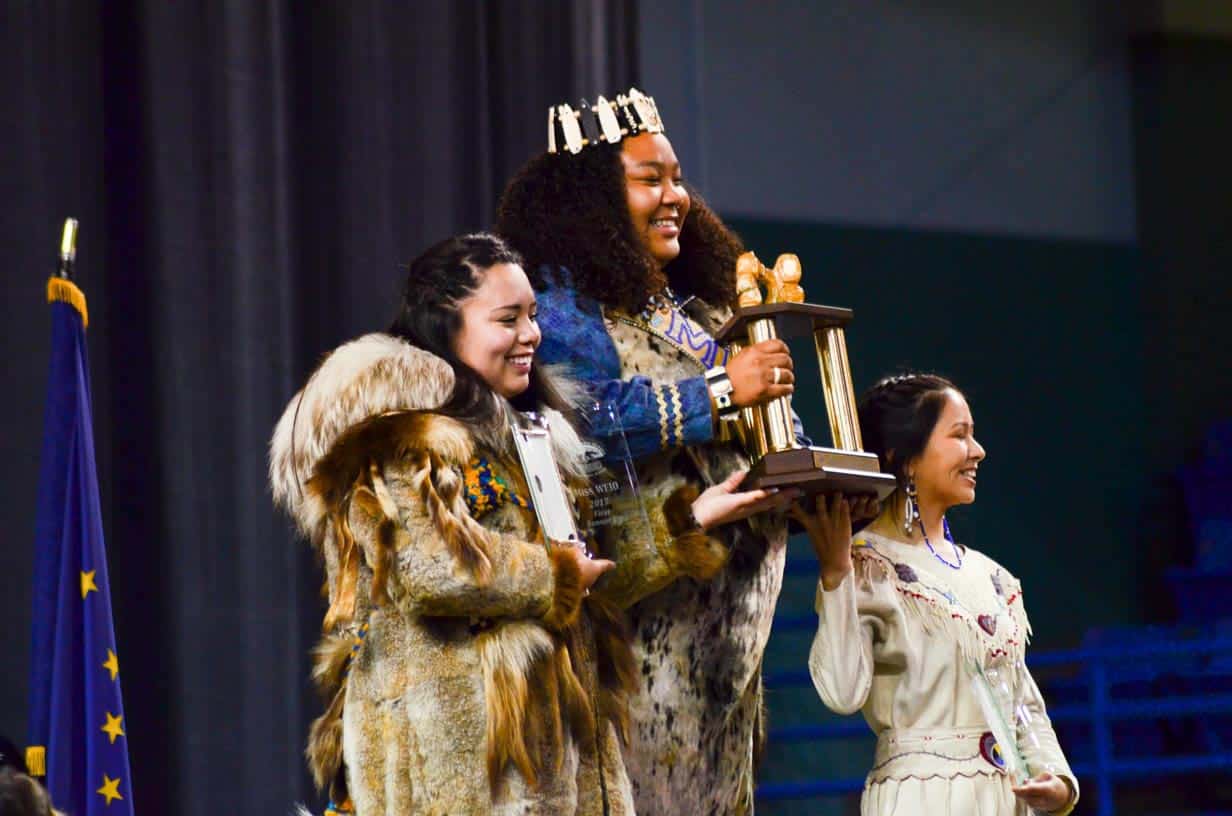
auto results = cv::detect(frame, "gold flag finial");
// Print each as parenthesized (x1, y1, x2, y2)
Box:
(58, 218, 78, 279)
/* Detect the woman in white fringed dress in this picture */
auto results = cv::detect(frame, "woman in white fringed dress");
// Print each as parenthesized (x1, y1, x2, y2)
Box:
(798, 373, 1078, 815)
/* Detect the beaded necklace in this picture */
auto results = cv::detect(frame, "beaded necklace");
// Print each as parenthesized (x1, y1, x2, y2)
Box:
(920, 516, 963, 570)
(904, 486, 964, 570)
(638, 285, 694, 321)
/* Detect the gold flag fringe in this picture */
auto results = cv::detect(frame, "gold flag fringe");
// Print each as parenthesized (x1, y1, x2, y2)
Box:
(25, 745, 46, 777)
(47, 277, 88, 328)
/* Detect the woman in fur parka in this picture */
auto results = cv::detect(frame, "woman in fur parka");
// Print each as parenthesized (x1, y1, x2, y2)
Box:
(270, 234, 783, 815)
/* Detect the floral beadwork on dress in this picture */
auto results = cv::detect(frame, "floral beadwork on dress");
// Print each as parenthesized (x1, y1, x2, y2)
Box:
(979, 731, 1007, 770)
(854, 535, 1033, 668)
(894, 563, 919, 583)
(462, 457, 528, 518)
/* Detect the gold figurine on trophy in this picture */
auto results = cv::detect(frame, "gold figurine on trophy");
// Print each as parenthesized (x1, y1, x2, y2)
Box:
(716, 251, 897, 498)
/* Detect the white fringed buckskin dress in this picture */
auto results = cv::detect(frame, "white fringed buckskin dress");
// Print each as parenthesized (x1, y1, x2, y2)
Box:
(808, 530, 1078, 815)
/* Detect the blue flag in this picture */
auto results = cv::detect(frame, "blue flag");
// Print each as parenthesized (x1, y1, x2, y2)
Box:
(28, 277, 135, 815)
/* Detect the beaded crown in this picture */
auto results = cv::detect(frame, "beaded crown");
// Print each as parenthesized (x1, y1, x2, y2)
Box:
(548, 87, 665, 154)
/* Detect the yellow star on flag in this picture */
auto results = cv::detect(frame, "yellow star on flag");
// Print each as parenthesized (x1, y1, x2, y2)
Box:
(80, 569, 99, 599)
(101, 712, 125, 744)
(96, 774, 123, 805)
(102, 649, 119, 681)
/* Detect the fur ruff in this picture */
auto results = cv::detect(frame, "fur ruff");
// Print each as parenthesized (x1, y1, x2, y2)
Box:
(271, 335, 598, 628)
(270, 333, 596, 538)
(270, 334, 455, 532)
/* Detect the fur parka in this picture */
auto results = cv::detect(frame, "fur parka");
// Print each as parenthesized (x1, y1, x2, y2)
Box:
(602, 308, 789, 816)
(269, 334, 636, 815)
(534, 276, 791, 816)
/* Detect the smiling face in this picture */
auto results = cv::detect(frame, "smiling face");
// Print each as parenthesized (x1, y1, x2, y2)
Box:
(907, 389, 986, 510)
(449, 262, 541, 399)
(621, 132, 691, 270)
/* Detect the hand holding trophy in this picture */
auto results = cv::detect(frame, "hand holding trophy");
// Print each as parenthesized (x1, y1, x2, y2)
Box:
(714, 251, 897, 499)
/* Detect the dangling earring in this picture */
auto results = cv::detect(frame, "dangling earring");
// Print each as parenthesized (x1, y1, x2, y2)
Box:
(902, 478, 920, 536)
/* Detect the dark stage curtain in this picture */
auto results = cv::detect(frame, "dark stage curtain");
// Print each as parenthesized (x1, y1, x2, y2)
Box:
(1, 2, 638, 812)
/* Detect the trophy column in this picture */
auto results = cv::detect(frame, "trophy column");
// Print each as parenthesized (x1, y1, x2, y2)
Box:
(814, 326, 862, 451)
(726, 338, 770, 459)
(748, 317, 799, 454)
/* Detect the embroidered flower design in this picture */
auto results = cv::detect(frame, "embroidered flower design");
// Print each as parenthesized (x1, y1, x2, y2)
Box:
(894, 563, 918, 583)
(978, 614, 997, 636)
(979, 732, 1006, 771)
(991, 572, 1004, 597)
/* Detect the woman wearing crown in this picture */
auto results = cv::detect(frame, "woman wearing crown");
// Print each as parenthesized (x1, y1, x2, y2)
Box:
(497, 90, 804, 813)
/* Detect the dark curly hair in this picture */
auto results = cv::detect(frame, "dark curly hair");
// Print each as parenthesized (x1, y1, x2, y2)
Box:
(495, 140, 743, 314)
(858, 373, 959, 487)
(387, 232, 572, 427)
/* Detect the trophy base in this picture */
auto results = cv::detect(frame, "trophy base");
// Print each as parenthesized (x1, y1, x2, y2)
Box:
(743, 447, 898, 499)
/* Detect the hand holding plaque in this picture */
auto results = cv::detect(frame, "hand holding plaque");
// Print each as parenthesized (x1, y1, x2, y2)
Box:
(714, 251, 897, 499)
(509, 412, 585, 547)
(510, 404, 654, 552)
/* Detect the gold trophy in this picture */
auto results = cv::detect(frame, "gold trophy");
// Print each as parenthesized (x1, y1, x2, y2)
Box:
(714, 251, 897, 498)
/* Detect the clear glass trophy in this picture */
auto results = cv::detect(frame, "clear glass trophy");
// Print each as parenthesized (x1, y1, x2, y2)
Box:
(577, 400, 654, 551)
(1003, 660, 1060, 775)
(965, 660, 1054, 788)
(508, 403, 653, 556)
(970, 665, 1029, 788)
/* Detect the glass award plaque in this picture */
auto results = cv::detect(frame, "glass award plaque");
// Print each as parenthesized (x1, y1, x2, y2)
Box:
(578, 400, 654, 550)
(510, 411, 583, 547)
(968, 660, 1031, 785)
